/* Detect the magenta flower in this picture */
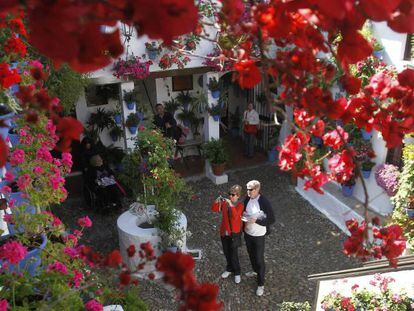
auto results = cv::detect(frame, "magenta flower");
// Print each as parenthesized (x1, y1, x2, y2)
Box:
(36, 146, 53, 163)
(10, 149, 25, 165)
(33, 166, 43, 174)
(4, 171, 14, 183)
(17, 174, 31, 190)
(85, 299, 103, 311)
(61, 152, 73, 168)
(0, 240, 28, 264)
(47, 261, 68, 275)
(49, 174, 64, 190)
(0, 299, 8, 311)
(3, 214, 13, 223)
(45, 119, 56, 134)
(77, 216, 92, 228)
(71, 269, 84, 288)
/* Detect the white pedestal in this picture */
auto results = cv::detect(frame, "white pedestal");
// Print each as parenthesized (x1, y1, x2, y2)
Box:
(205, 161, 228, 185)
(117, 205, 187, 279)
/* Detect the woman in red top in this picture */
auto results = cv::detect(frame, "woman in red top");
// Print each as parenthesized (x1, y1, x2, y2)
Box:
(211, 185, 244, 284)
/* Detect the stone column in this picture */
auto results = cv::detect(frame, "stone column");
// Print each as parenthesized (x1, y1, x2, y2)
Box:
(203, 72, 228, 185)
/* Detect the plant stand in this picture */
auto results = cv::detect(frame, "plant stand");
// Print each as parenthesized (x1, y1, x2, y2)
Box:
(117, 205, 187, 279)
(205, 161, 228, 185)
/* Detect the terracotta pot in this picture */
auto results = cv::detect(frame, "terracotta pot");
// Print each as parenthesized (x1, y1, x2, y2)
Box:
(211, 163, 225, 176)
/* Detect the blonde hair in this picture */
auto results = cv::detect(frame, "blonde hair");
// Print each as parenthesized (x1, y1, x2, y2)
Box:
(229, 185, 242, 196)
(246, 180, 260, 190)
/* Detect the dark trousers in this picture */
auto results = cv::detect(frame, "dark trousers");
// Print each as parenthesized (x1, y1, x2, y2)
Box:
(244, 233, 265, 286)
(221, 236, 241, 275)
(244, 133, 256, 157)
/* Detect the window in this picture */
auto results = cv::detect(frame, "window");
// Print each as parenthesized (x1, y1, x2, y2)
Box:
(172, 75, 193, 91)
(403, 34, 413, 61)
(85, 83, 120, 107)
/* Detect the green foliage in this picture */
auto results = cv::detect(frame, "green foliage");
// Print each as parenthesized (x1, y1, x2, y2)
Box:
(207, 103, 224, 116)
(207, 77, 220, 92)
(391, 143, 414, 250)
(203, 138, 229, 164)
(125, 113, 140, 127)
(163, 98, 180, 114)
(109, 125, 124, 139)
(123, 89, 139, 103)
(102, 145, 126, 168)
(362, 160, 376, 171)
(87, 108, 114, 133)
(175, 91, 194, 106)
(46, 64, 90, 116)
(102, 286, 148, 311)
(278, 301, 311, 311)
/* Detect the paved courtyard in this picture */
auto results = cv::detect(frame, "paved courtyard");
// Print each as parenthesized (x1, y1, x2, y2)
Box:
(57, 163, 360, 310)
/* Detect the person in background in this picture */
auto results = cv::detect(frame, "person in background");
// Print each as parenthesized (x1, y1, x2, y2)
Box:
(242, 180, 275, 297)
(243, 103, 260, 158)
(211, 185, 244, 284)
(153, 103, 181, 141)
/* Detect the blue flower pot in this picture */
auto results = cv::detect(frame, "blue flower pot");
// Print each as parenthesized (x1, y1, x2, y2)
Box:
(147, 49, 158, 60)
(406, 208, 414, 219)
(212, 115, 220, 122)
(136, 111, 145, 121)
(0, 111, 14, 140)
(10, 84, 19, 94)
(373, 49, 384, 59)
(342, 185, 355, 197)
(183, 119, 190, 127)
(165, 246, 178, 253)
(8, 133, 19, 146)
(126, 101, 136, 110)
(211, 90, 220, 99)
(114, 114, 122, 125)
(4, 234, 48, 276)
(268, 149, 278, 163)
(361, 129, 372, 140)
(128, 126, 138, 135)
(110, 133, 119, 142)
(362, 170, 371, 179)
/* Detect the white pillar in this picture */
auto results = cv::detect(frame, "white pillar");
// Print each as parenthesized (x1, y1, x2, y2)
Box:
(203, 72, 228, 185)
(120, 81, 136, 151)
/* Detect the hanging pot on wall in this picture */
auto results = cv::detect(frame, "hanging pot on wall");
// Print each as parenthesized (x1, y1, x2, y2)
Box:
(126, 101, 136, 110)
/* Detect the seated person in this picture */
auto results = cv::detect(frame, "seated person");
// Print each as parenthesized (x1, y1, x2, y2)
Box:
(153, 103, 181, 141)
(86, 154, 122, 209)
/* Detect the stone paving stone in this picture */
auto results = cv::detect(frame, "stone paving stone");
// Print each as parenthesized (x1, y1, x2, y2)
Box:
(56, 163, 361, 310)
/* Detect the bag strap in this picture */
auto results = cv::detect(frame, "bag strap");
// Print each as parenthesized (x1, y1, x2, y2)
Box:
(226, 203, 234, 235)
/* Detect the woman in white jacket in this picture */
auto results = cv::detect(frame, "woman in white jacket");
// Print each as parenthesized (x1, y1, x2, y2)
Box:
(243, 103, 260, 158)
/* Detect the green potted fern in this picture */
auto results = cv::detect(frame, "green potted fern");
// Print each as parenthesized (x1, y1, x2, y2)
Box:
(125, 113, 140, 135)
(203, 138, 229, 176)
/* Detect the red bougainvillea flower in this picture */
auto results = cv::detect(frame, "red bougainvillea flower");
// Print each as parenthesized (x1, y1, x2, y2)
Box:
(221, 0, 245, 24)
(105, 250, 123, 268)
(127, 245, 136, 257)
(337, 31, 373, 66)
(0, 240, 28, 264)
(343, 219, 370, 259)
(328, 150, 355, 183)
(55, 117, 83, 152)
(234, 60, 262, 89)
(373, 224, 406, 267)
(303, 164, 329, 194)
(387, 0, 414, 33)
(340, 75, 362, 95)
(310, 120, 325, 137)
(359, 0, 402, 21)
(119, 271, 131, 286)
(126, 0, 198, 44)
(0, 63, 21, 88)
(185, 283, 224, 311)
(397, 68, 414, 87)
(0, 137, 8, 167)
(4, 35, 27, 57)
(322, 126, 349, 150)
(156, 251, 197, 289)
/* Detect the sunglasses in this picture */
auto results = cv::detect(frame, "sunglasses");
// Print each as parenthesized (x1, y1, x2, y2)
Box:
(228, 193, 237, 197)
(247, 188, 255, 192)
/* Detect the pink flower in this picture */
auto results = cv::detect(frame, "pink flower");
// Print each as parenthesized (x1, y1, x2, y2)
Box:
(0, 299, 8, 311)
(3, 214, 13, 223)
(17, 174, 31, 190)
(50, 174, 64, 190)
(45, 119, 56, 134)
(0, 240, 28, 264)
(18, 128, 27, 136)
(71, 270, 84, 288)
(1, 186, 11, 193)
(4, 171, 14, 182)
(78, 216, 92, 228)
(33, 166, 43, 174)
(29, 60, 43, 69)
(61, 152, 73, 168)
(36, 146, 53, 163)
(84, 299, 103, 311)
(10, 149, 25, 165)
(64, 247, 79, 258)
(47, 261, 68, 275)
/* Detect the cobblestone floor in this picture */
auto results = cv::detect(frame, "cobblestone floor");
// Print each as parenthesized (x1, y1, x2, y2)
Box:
(56, 164, 360, 310)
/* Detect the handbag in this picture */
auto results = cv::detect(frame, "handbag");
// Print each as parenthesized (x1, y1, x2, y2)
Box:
(243, 123, 258, 135)
(226, 204, 242, 248)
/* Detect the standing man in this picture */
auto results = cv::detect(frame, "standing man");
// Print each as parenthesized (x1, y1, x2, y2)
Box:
(243, 103, 260, 158)
(243, 180, 275, 296)
(153, 103, 181, 141)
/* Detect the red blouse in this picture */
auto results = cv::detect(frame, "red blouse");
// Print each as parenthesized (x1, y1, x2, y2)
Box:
(211, 200, 244, 236)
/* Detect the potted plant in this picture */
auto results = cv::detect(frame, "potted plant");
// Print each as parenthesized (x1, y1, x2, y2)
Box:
(123, 89, 139, 110)
(207, 103, 223, 122)
(341, 176, 356, 197)
(375, 163, 400, 196)
(406, 196, 414, 219)
(164, 98, 180, 115)
(361, 160, 376, 178)
(267, 126, 281, 163)
(372, 37, 384, 58)
(113, 101, 122, 124)
(112, 56, 152, 80)
(361, 127, 373, 140)
(87, 108, 114, 134)
(177, 108, 196, 128)
(203, 138, 229, 176)
(145, 41, 161, 60)
(207, 77, 220, 99)
(109, 125, 124, 142)
(175, 91, 194, 111)
(0, 104, 14, 141)
(125, 113, 140, 134)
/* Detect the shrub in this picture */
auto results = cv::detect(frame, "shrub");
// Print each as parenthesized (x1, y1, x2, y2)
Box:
(375, 163, 400, 196)
(278, 301, 311, 311)
(125, 113, 140, 127)
(203, 138, 229, 164)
